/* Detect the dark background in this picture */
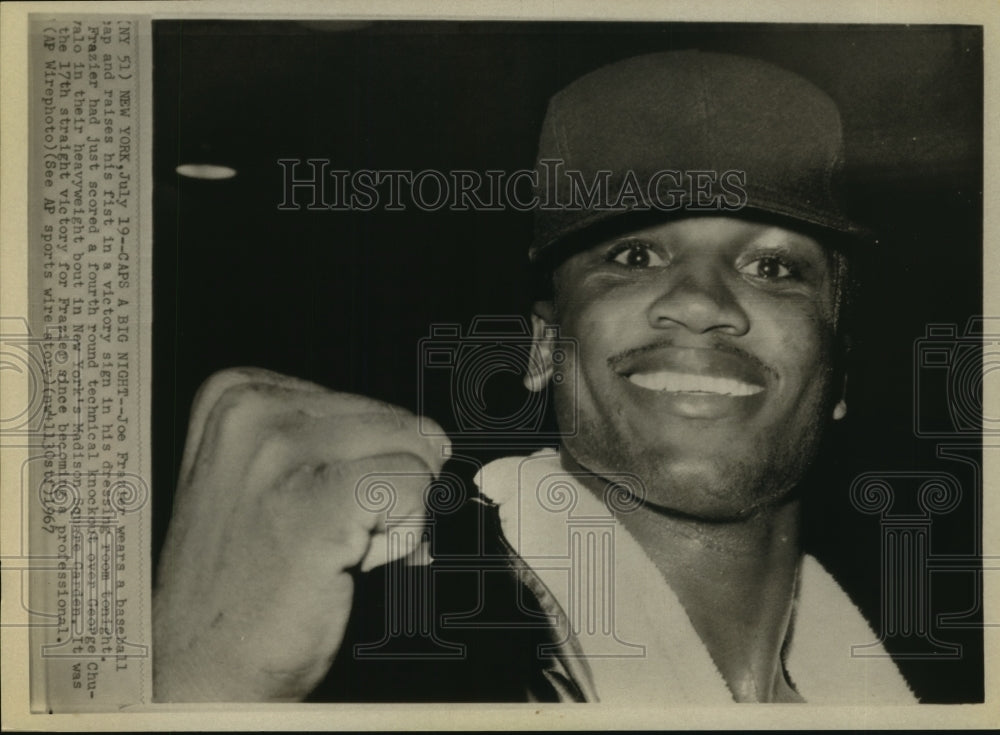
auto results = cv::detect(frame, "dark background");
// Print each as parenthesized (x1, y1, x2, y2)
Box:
(152, 20, 984, 702)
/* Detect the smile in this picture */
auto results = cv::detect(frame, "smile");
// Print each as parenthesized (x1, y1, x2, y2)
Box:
(626, 369, 764, 396)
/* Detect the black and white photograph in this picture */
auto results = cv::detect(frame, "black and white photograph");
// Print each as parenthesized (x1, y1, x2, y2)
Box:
(150, 18, 984, 706)
(1, 1, 997, 730)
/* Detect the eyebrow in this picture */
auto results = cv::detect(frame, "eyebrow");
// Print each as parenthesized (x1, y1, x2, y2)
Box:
(745, 226, 822, 249)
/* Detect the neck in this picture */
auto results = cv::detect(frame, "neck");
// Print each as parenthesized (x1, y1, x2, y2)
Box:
(563, 453, 804, 702)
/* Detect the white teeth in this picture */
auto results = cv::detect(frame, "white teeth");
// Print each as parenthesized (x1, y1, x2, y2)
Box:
(627, 370, 763, 396)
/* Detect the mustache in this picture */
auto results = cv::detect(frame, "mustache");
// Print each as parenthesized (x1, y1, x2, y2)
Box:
(606, 337, 779, 381)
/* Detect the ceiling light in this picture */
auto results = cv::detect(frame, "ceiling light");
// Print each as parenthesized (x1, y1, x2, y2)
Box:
(176, 163, 237, 180)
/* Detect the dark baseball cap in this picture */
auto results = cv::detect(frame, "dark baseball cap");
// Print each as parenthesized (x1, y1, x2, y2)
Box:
(530, 50, 871, 263)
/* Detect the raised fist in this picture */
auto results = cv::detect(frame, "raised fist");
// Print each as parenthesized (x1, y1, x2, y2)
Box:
(153, 368, 450, 701)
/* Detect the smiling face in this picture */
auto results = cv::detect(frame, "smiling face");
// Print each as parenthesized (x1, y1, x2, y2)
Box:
(528, 216, 844, 520)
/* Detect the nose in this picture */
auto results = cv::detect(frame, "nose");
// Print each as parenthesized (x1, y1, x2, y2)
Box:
(646, 263, 750, 335)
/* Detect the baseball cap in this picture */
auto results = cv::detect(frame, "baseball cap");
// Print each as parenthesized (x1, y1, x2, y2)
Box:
(530, 50, 871, 263)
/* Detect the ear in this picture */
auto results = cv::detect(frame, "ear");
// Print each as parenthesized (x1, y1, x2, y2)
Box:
(524, 301, 557, 393)
(832, 372, 848, 421)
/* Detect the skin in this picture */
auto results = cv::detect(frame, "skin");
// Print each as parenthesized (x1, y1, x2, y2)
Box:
(526, 216, 846, 702)
(153, 368, 450, 701)
(155, 215, 847, 703)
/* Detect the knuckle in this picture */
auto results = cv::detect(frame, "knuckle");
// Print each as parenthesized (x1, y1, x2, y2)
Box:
(193, 367, 311, 419)
(335, 394, 419, 423)
(211, 381, 279, 433)
(192, 367, 263, 413)
(253, 425, 301, 467)
(320, 459, 364, 490)
(317, 457, 416, 506)
(257, 474, 301, 518)
(365, 450, 432, 475)
(382, 400, 417, 423)
(346, 453, 435, 493)
(414, 412, 445, 435)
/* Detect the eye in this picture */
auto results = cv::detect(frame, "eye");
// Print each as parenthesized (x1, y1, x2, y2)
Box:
(607, 240, 668, 269)
(739, 255, 794, 280)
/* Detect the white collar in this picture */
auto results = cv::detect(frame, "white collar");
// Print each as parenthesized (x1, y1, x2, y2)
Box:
(475, 448, 916, 704)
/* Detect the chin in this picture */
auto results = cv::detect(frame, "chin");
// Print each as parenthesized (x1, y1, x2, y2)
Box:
(632, 458, 788, 520)
(646, 469, 794, 522)
(567, 434, 808, 522)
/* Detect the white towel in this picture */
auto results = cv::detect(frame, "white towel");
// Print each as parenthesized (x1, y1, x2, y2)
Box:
(475, 448, 916, 704)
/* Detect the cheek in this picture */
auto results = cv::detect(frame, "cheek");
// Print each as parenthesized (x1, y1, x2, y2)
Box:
(559, 280, 649, 344)
(558, 294, 634, 384)
(558, 312, 609, 406)
(760, 305, 837, 402)
(551, 294, 626, 421)
(557, 290, 611, 354)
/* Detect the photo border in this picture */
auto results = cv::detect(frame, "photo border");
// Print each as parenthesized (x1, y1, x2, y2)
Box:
(2, 0, 998, 730)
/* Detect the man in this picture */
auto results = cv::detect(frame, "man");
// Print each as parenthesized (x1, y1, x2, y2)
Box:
(153, 51, 915, 703)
